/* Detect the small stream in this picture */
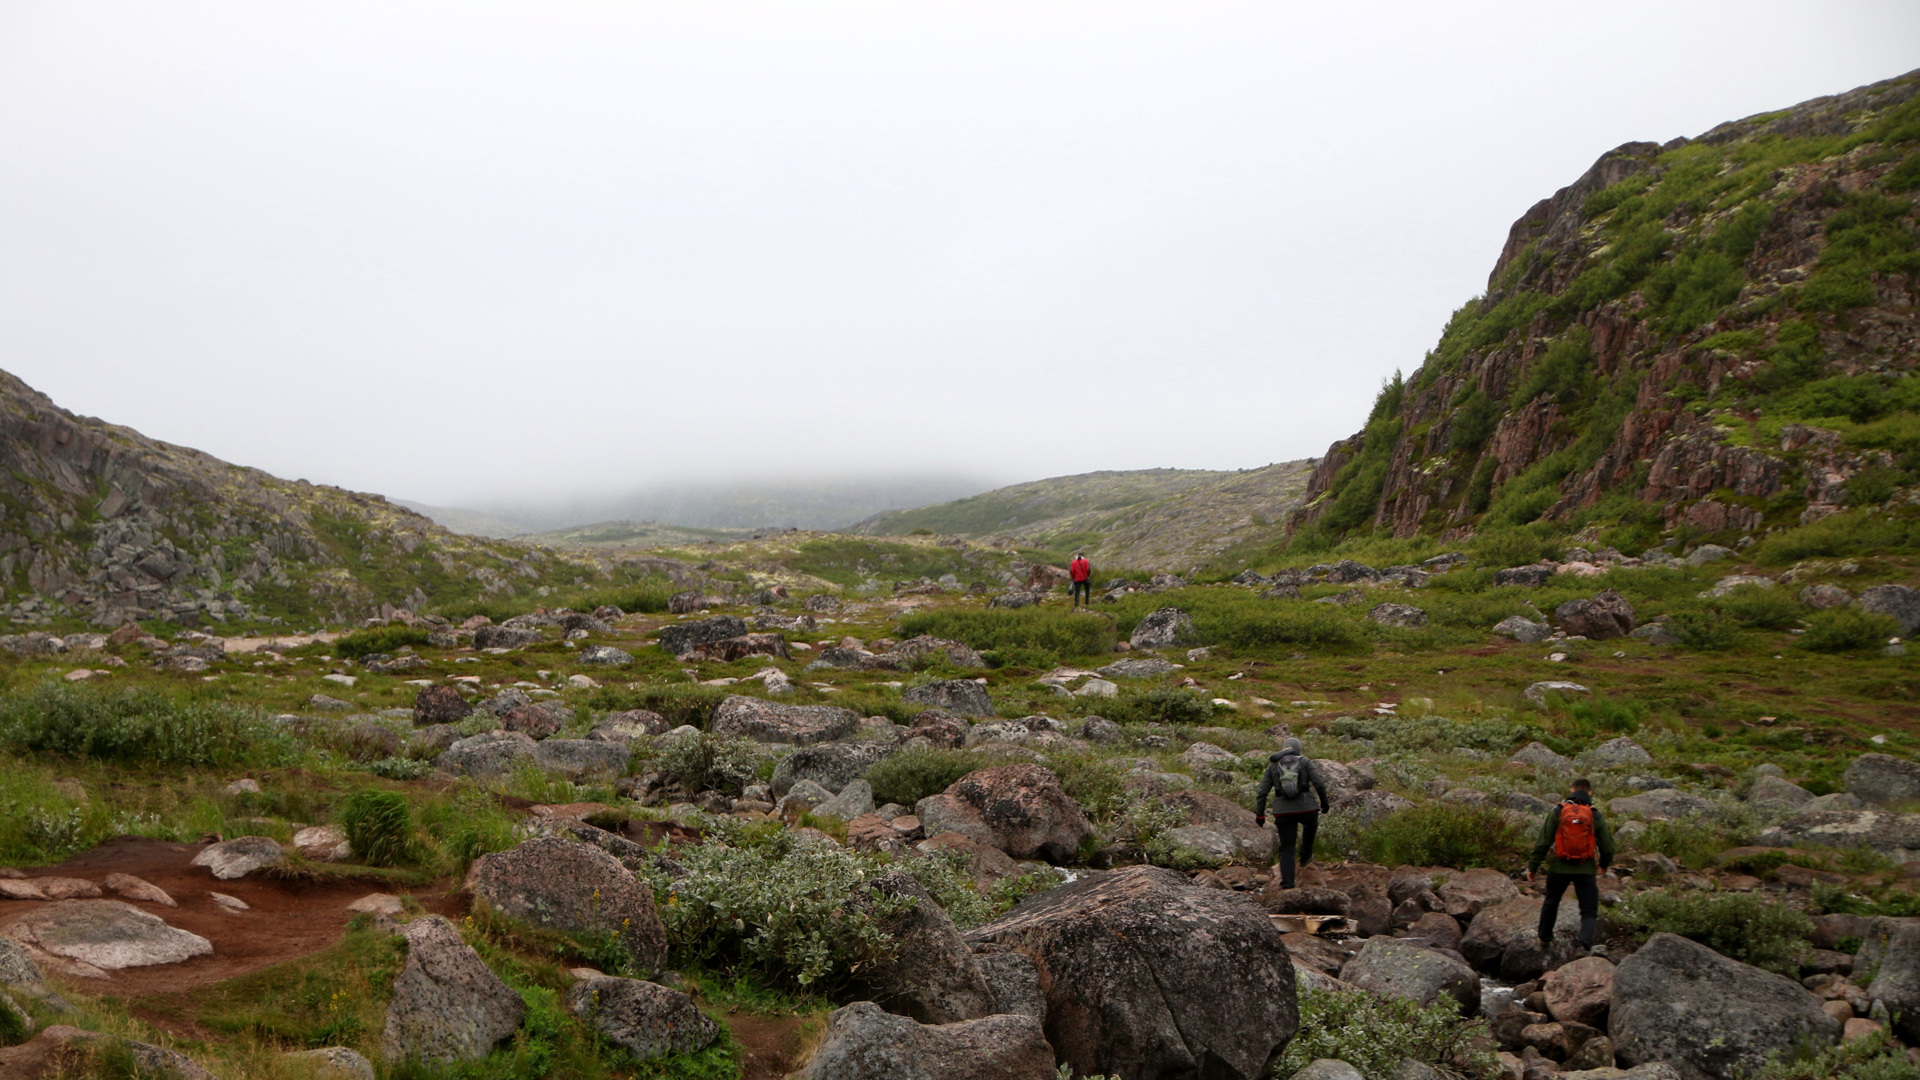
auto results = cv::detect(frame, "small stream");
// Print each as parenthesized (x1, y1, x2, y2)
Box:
(1479, 976, 1519, 1020)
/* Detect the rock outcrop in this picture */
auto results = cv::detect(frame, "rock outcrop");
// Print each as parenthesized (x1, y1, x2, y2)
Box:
(1610, 933, 1837, 1079)
(384, 916, 527, 1064)
(466, 838, 669, 975)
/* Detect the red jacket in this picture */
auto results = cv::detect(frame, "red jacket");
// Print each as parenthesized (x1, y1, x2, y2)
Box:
(1070, 558, 1091, 582)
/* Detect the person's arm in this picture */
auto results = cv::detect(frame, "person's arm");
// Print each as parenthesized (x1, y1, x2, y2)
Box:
(1255, 767, 1273, 823)
(1308, 759, 1330, 813)
(1528, 805, 1559, 874)
(1596, 808, 1615, 871)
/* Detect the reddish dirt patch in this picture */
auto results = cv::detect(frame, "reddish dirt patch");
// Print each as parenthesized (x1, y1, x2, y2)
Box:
(0, 836, 457, 997)
(725, 1012, 813, 1080)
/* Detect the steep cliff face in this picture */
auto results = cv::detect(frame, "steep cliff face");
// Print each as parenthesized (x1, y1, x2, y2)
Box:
(1294, 70, 1920, 547)
(0, 369, 595, 627)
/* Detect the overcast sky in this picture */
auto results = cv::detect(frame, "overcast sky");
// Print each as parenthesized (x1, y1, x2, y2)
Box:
(1, 3, 1915, 516)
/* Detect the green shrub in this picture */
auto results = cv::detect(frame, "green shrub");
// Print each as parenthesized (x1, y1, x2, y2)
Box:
(1328, 714, 1541, 754)
(1107, 688, 1215, 727)
(1279, 988, 1500, 1079)
(338, 789, 414, 867)
(1669, 610, 1738, 651)
(1357, 804, 1526, 870)
(896, 609, 1116, 659)
(424, 791, 518, 873)
(1803, 608, 1900, 652)
(1618, 889, 1812, 975)
(865, 747, 979, 806)
(1046, 753, 1130, 822)
(1717, 585, 1804, 630)
(1204, 607, 1362, 648)
(1747, 1030, 1920, 1080)
(334, 625, 434, 659)
(0, 685, 295, 768)
(0, 990, 27, 1046)
(646, 733, 763, 796)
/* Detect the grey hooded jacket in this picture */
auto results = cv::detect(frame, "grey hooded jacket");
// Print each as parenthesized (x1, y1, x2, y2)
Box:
(1255, 739, 1329, 817)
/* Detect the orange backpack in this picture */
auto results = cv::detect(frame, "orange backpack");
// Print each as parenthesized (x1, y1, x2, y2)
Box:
(1553, 801, 1597, 861)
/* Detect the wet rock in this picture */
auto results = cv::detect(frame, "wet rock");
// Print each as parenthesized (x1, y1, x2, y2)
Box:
(965, 864, 1296, 1080)
(1341, 937, 1479, 1013)
(383, 915, 527, 1064)
(711, 695, 858, 744)
(467, 838, 668, 975)
(794, 1001, 1054, 1080)
(412, 684, 472, 726)
(1129, 607, 1198, 649)
(902, 679, 997, 718)
(565, 975, 719, 1061)
(191, 835, 285, 880)
(3, 899, 212, 970)
(914, 764, 1095, 864)
(1611, 933, 1836, 1079)
(436, 732, 539, 780)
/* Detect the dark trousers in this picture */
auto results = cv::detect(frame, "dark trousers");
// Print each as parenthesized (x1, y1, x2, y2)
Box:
(1538, 872, 1600, 947)
(1274, 812, 1318, 887)
(1070, 580, 1091, 605)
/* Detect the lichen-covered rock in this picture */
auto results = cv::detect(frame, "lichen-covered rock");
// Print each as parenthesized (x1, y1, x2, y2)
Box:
(1845, 753, 1920, 808)
(565, 975, 719, 1061)
(282, 1046, 377, 1080)
(965, 864, 1296, 1080)
(710, 695, 858, 744)
(3, 899, 211, 970)
(771, 741, 899, 796)
(384, 915, 526, 1064)
(191, 835, 285, 880)
(435, 731, 539, 779)
(1340, 937, 1479, 1013)
(531, 738, 630, 781)
(1492, 616, 1553, 642)
(1610, 932, 1836, 1079)
(577, 645, 633, 666)
(914, 764, 1094, 864)
(1858, 584, 1920, 635)
(466, 838, 668, 975)
(1129, 607, 1198, 649)
(473, 626, 541, 650)
(794, 1001, 1054, 1080)
(656, 616, 749, 656)
(1510, 742, 1575, 770)
(901, 679, 997, 718)
(1582, 737, 1652, 769)
(1555, 589, 1636, 640)
(854, 871, 995, 1024)
(413, 684, 472, 726)
(1369, 602, 1427, 627)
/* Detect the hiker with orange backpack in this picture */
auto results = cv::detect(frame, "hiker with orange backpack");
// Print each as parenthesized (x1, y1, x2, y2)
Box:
(1525, 777, 1615, 954)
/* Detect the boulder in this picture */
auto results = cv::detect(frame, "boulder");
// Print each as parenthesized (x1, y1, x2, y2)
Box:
(919, 832, 1023, 890)
(1555, 590, 1636, 640)
(1610, 933, 1837, 1079)
(855, 871, 996, 1024)
(1289, 1064, 1366, 1080)
(914, 764, 1095, 864)
(383, 915, 527, 1064)
(965, 864, 1297, 1080)
(1369, 603, 1427, 628)
(501, 704, 562, 740)
(1524, 681, 1591, 707)
(794, 1001, 1054, 1080)
(814, 780, 877, 822)
(292, 826, 352, 863)
(1630, 623, 1679, 646)
(1130, 607, 1198, 649)
(1543, 955, 1615, 1028)
(578, 645, 634, 667)
(711, 695, 859, 744)
(771, 741, 899, 796)
(283, 1047, 377, 1080)
(1160, 790, 1276, 864)
(1462, 897, 1593, 982)
(879, 636, 986, 670)
(1799, 583, 1853, 610)
(413, 684, 472, 726)
(657, 616, 749, 657)
(1609, 790, 1714, 819)
(436, 732, 539, 779)
(565, 974, 719, 1061)
(697, 633, 792, 662)
(1583, 737, 1652, 769)
(1845, 753, 1920, 808)
(531, 739, 630, 781)
(1494, 565, 1555, 587)
(473, 626, 541, 650)
(1858, 584, 1920, 635)
(1858, 918, 1920, 1041)
(902, 679, 997, 718)
(1439, 868, 1520, 921)
(466, 838, 668, 975)
(1683, 544, 1734, 567)
(191, 835, 285, 880)
(2, 899, 212, 970)
(973, 947, 1045, 1021)
(1561, 1067, 1681, 1080)
(1492, 616, 1553, 643)
(905, 709, 970, 748)
(592, 709, 672, 740)
(1510, 742, 1575, 771)
(1098, 658, 1181, 679)
(1341, 937, 1479, 1013)
(1758, 809, 1920, 861)
(1746, 774, 1813, 809)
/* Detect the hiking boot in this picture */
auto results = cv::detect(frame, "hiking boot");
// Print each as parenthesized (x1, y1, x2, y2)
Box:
(1588, 944, 1608, 959)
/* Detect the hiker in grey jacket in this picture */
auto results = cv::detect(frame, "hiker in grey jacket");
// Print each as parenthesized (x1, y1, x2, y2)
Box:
(1255, 736, 1330, 889)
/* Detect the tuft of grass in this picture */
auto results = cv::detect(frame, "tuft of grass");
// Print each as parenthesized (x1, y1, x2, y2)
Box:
(337, 789, 414, 867)
(334, 625, 434, 659)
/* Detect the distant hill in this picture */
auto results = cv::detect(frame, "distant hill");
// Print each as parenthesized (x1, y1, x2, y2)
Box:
(517, 520, 756, 550)
(854, 463, 1316, 572)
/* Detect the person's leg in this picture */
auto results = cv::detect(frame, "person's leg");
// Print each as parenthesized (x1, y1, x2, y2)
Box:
(1573, 874, 1600, 947)
(1275, 816, 1299, 888)
(1299, 812, 1320, 867)
(1538, 873, 1572, 945)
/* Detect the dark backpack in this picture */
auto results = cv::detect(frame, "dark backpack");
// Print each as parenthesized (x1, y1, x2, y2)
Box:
(1274, 752, 1305, 800)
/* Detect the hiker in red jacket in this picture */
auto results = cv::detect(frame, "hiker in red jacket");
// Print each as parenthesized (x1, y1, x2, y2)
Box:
(1069, 553, 1092, 608)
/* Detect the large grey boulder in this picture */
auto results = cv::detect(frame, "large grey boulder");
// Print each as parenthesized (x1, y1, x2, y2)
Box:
(1860, 918, 1920, 1041)
(813, 780, 876, 822)
(1609, 790, 1714, 819)
(794, 1001, 1054, 1080)
(1160, 790, 1276, 864)
(1746, 774, 1813, 809)
(1098, 657, 1180, 679)
(854, 871, 996, 1024)
(1510, 742, 1575, 771)
(1845, 753, 1920, 808)
(531, 739, 630, 781)
(191, 835, 285, 879)
(1130, 608, 1198, 649)
(1340, 937, 1479, 1013)
(384, 915, 526, 1064)
(1491, 616, 1552, 643)
(914, 764, 1095, 863)
(577, 645, 633, 666)
(466, 838, 669, 975)
(1609, 932, 1837, 1080)
(657, 616, 749, 656)
(965, 864, 1297, 1080)
(973, 947, 1045, 1021)
(435, 731, 539, 779)
(1555, 589, 1636, 640)
(474, 625, 541, 649)
(1462, 897, 1594, 982)
(1859, 584, 1920, 635)
(3, 900, 212, 971)
(1524, 681, 1591, 707)
(1582, 737, 1652, 769)
(1758, 809, 1920, 862)
(771, 741, 899, 796)
(710, 695, 859, 744)
(565, 974, 719, 1061)
(901, 679, 997, 718)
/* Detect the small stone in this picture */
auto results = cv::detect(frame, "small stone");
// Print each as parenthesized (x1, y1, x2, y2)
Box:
(191, 836, 285, 880)
(323, 674, 357, 687)
(103, 874, 176, 908)
(348, 893, 406, 916)
(224, 778, 263, 796)
(210, 892, 250, 911)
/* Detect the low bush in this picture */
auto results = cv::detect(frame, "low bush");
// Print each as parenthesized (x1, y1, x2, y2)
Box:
(1279, 988, 1500, 1079)
(338, 789, 414, 867)
(1105, 688, 1215, 727)
(895, 608, 1116, 659)
(1802, 607, 1900, 652)
(583, 684, 731, 729)
(1617, 889, 1812, 975)
(1716, 585, 1804, 630)
(1747, 1030, 1920, 1080)
(1046, 753, 1130, 822)
(423, 791, 518, 873)
(1329, 714, 1542, 755)
(0, 685, 296, 768)
(1356, 804, 1526, 870)
(334, 625, 434, 659)
(865, 747, 979, 806)
(1204, 606, 1363, 648)
(1669, 610, 1739, 651)
(643, 733, 764, 796)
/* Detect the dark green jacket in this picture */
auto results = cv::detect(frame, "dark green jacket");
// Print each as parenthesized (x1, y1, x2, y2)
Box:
(1528, 798, 1615, 875)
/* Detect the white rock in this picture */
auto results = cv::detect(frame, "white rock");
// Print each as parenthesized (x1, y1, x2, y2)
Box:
(210, 892, 250, 911)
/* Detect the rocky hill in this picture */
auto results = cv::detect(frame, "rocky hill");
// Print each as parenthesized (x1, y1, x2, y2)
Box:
(855, 462, 1315, 572)
(0, 369, 601, 628)
(1293, 69, 1920, 547)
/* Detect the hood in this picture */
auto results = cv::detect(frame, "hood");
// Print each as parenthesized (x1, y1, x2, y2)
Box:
(1567, 791, 1593, 805)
